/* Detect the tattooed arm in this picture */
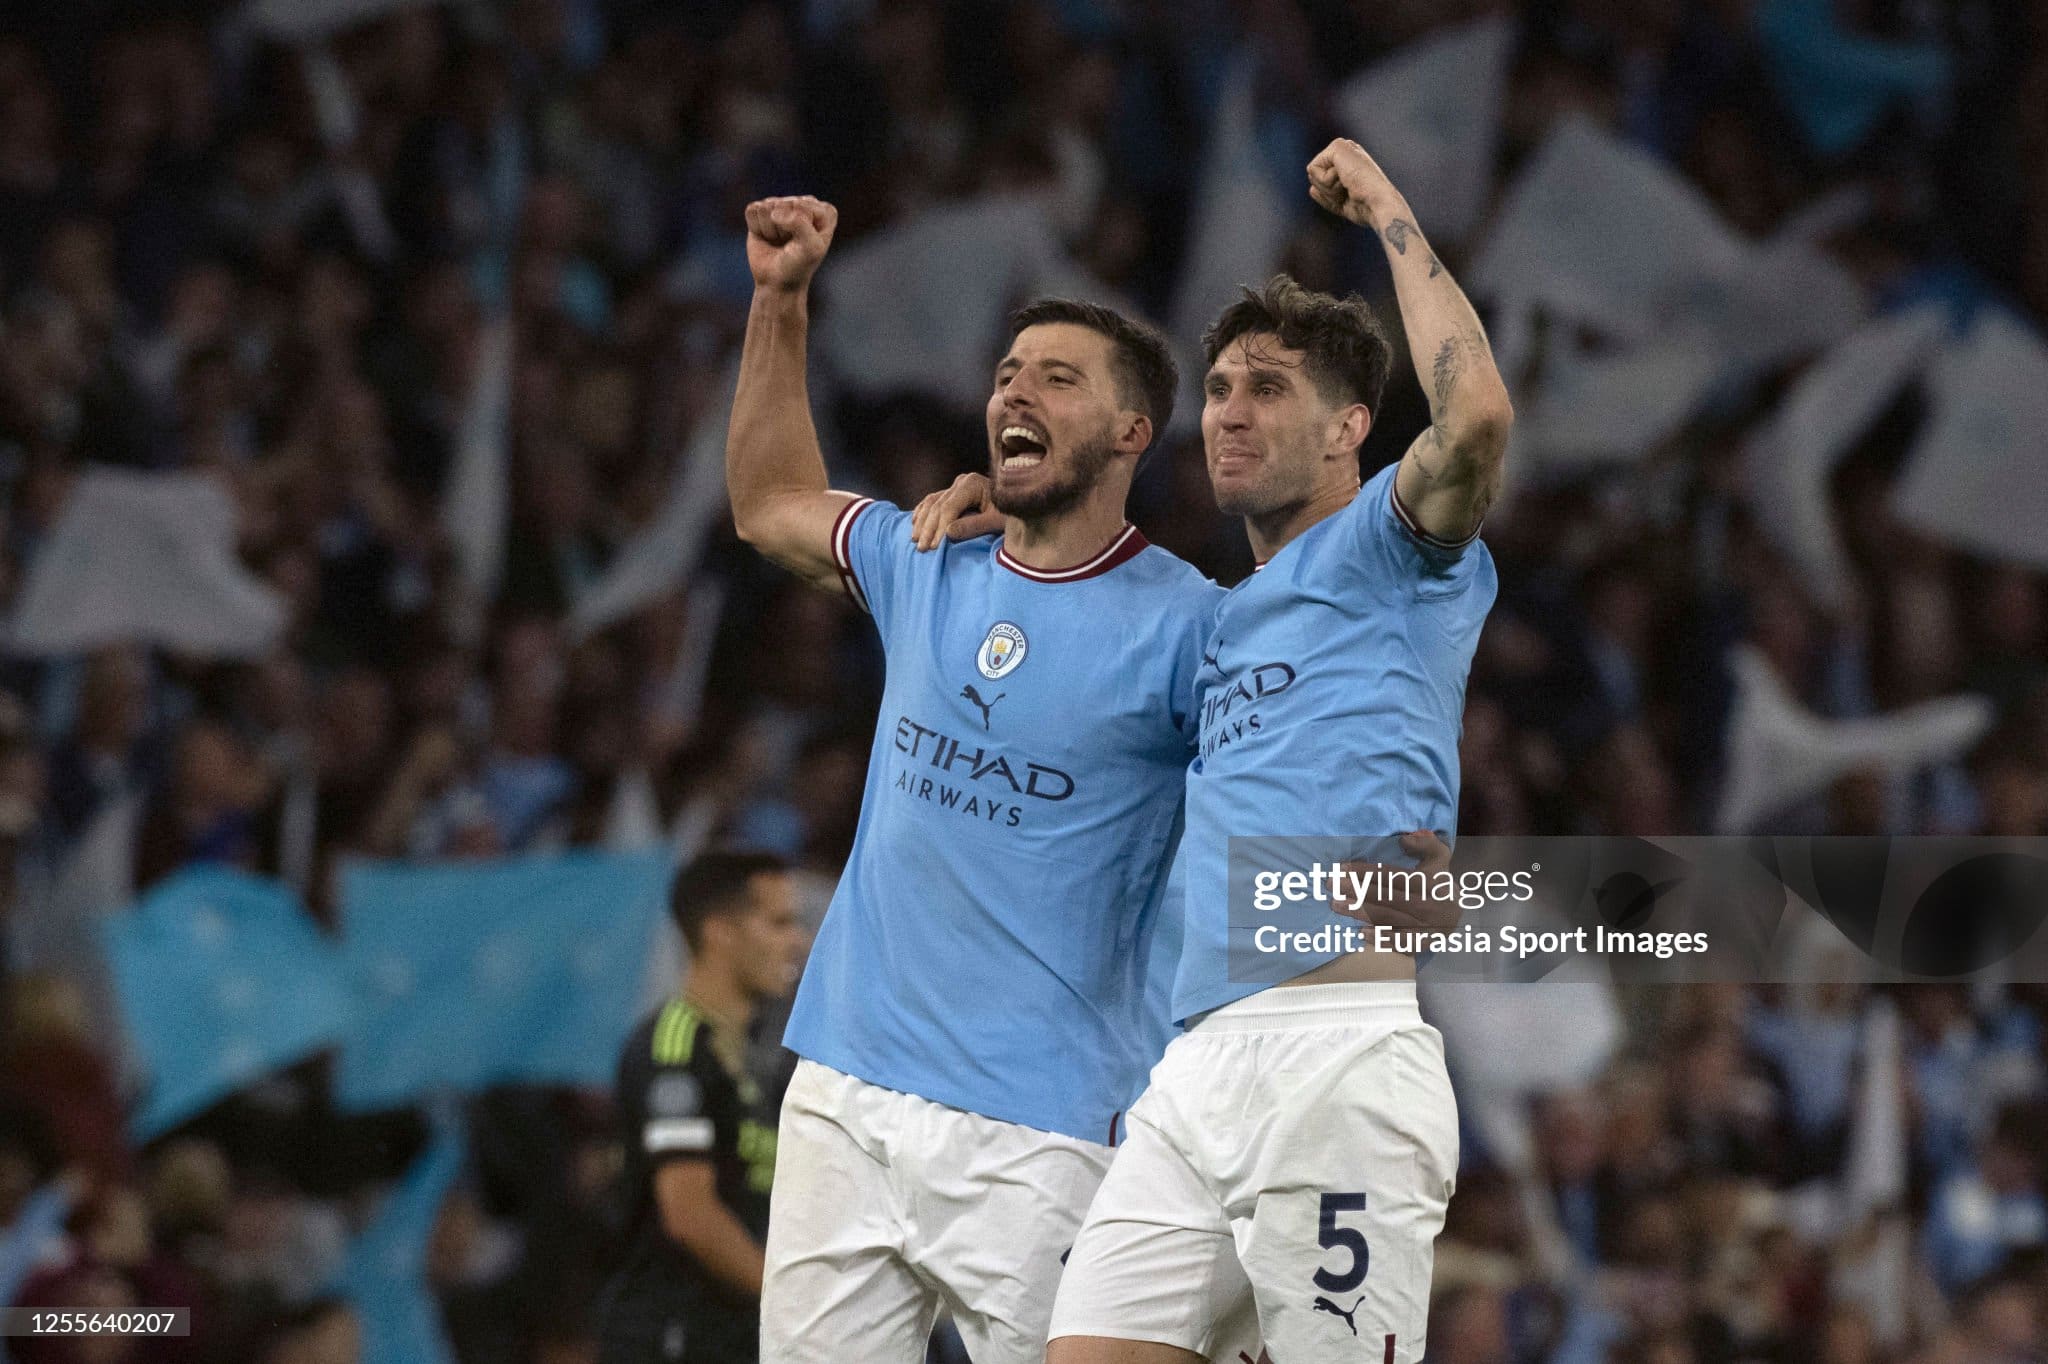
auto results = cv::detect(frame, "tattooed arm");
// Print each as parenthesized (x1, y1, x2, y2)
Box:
(1307, 139, 1514, 543)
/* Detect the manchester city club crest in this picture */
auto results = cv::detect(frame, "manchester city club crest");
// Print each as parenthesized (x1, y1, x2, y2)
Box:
(977, 621, 1028, 679)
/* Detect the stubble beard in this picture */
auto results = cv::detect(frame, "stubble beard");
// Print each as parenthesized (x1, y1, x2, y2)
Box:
(1212, 477, 1271, 519)
(990, 425, 1118, 521)
(1210, 428, 1320, 520)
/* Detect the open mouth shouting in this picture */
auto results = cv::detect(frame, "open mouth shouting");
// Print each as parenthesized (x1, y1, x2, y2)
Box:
(998, 420, 1051, 471)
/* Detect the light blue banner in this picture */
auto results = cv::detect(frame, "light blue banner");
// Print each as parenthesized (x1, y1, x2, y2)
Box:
(101, 868, 353, 1138)
(336, 850, 669, 1111)
(1758, 0, 1950, 155)
(334, 1106, 466, 1364)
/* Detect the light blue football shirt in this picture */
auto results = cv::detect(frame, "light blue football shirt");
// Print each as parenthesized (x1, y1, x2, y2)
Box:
(782, 495, 1221, 1142)
(1171, 462, 1498, 1022)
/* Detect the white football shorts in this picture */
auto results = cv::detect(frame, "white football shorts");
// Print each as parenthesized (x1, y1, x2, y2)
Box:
(1049, 981, 1458, 1363)
(762, 1058, 1112, 1361)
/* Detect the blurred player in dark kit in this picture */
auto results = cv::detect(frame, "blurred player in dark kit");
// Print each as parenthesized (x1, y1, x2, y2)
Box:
(599, 851, 808, 1364)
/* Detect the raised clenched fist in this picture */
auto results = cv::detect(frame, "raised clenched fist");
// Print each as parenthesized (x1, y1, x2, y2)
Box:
(1305, 139, 1400, 228)
(744, 196, 839, 293)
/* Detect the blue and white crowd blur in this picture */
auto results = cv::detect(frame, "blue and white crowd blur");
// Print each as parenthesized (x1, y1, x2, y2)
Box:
(1, 1, 2047, 1361)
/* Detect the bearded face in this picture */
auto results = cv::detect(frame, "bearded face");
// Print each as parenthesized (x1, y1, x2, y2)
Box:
(1203, 332, 1348, 520)
(990, 418, 1117, 518)
(985, 322, 1134, 523)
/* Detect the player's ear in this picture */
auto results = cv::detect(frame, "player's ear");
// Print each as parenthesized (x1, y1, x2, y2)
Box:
(1116, 411, 1152, 457)
(1331, 403, 1371, 457)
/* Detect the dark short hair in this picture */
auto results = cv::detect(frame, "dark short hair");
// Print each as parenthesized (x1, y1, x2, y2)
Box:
(1202, 275, 1393, 423)
(1008, 298, 1178, 448)
(670, 849, 790, 951)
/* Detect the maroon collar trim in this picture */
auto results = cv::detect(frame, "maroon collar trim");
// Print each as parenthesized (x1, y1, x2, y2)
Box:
(995, 524, 1147, 583)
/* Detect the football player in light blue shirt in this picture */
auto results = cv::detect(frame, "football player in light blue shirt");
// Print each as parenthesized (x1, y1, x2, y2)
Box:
(1049, 140, 1514, 1364)
(723, 195, 1226, 1364)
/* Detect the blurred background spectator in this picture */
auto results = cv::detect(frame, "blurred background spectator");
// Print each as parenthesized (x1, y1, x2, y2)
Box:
(1, 0, 2046, 1360)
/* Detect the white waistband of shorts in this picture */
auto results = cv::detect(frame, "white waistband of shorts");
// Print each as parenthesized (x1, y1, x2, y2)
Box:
(1190, 981, 1420, 1033)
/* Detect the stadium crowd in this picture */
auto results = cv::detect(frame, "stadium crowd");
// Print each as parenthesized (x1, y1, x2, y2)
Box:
(0, 0, 2046, 1360)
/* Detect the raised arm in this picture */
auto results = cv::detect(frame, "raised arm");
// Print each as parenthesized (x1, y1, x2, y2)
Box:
(1307, 140, 1514, 543)
(725, 195, 859, 592)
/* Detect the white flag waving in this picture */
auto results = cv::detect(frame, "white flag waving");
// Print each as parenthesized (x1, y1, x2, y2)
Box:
(1424, 979, 1621, 1173)
(12, 794, 143, 1079)
(1474, 116, 1748, 343)
(569, 360, 737, 640)
(1893, 311, 2048, 572)
(817, 196, 1131, 412)
(1746, 305, 1948, 609)
(1721, 237, 1868, 371)
(1476, 120, 1868, 350)
(1715, 646, 1993, 832)
(1334, 15, 1516, 244)
(7, 470, 284, 658)
(603, 768, 663, 852)
(1479, 117, 1867, 484)
(1169, 55, 1295, 345)
(1514, 334, 1726, 475)
(1843, 999, 1907, 1217)
(443, 314, 515, 606)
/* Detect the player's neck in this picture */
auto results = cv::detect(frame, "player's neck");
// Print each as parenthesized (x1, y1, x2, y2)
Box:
(1001, 498, 1132, 571)
(682, 968, 756, 1036)
(1246, 480, 1359, 564)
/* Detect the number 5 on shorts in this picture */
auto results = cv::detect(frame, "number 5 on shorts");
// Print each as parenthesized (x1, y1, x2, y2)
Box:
(1312, 1191, 1369, 1292)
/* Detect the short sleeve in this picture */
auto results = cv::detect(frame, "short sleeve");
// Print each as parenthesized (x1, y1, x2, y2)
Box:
(1337, 463, 1484, 598)
(828, 495, 918, 634)
(637, 1050, 723, 1163)
(1173, 597, 1219, 751)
